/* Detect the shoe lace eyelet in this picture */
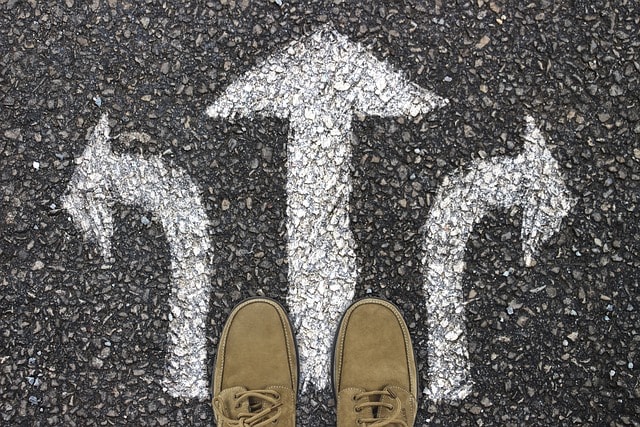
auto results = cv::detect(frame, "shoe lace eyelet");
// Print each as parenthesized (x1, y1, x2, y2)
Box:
(355, 407, 361, 412)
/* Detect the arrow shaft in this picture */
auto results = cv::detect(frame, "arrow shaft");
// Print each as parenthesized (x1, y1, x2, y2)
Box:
(110, 155, 212, 399)
(423, 160, 524, 401)
(286, 115, 357, 390)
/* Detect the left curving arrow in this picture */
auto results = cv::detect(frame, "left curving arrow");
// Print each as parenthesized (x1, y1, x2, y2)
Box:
(62, 114, 212, 399)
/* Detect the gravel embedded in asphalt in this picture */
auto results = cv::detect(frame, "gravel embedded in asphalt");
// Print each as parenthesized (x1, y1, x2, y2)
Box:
(1, 0, 639, 425)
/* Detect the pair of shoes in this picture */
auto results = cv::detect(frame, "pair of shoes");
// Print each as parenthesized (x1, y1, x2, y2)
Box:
(211, 297, 417, 426)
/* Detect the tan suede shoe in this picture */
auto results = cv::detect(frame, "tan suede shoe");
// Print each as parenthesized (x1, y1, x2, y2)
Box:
(334, 298, 418, 427)
(212, 298, 298, 427)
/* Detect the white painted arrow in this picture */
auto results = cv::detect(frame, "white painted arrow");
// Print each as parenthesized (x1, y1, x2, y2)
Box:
(207, 27, 447, 390)
(62, 115, 212, 399)
(422, 115, 574, 401)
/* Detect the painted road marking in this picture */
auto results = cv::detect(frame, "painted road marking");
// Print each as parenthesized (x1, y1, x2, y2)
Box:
(422, 115, 574, 401)
(207, 26, 447, 390)
(62, 115, 212, 399)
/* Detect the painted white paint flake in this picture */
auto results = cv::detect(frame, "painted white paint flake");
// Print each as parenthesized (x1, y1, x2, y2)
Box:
(62, 115, 212, 399)
(422, 115, 574, 401)
(207, 26, 447, 390)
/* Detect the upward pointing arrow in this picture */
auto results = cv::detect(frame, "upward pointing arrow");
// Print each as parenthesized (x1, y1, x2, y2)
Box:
(208, 27, 447, 390)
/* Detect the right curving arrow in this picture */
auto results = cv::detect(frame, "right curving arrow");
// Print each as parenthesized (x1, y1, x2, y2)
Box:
(422, 115, 575, 401)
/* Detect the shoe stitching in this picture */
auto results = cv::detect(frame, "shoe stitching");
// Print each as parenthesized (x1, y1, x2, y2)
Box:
(272, 304, 297, 391)
(216, 298, 256, 393)
(215, 298, 297, 395)
(335, 300, 357, 389)
(336, 299, 415, 393)
(376, 299, 416, 395)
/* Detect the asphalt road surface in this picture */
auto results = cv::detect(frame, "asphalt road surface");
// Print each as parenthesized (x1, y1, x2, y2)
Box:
(1, 0, 639, 426)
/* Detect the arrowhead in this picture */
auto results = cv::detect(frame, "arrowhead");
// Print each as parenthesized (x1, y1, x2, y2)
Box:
(520, 115, 575, 265)
(62, 114, 115, 260)
(207, 26, 447, 120)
